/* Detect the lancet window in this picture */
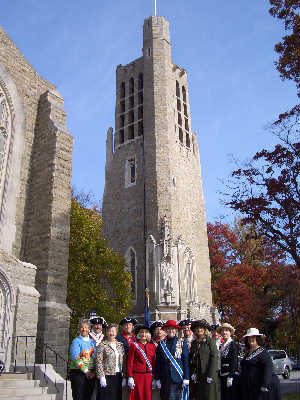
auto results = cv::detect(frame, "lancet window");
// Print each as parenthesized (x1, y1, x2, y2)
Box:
(125, 247, 137, 301)
(0, 86, 12, 203)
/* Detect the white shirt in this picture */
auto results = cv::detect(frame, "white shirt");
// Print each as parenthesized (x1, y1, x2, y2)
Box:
(110, 342, 120, 373)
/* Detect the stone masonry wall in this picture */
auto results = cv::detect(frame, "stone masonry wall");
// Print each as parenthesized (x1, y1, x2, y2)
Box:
(0, 26, 73, 362)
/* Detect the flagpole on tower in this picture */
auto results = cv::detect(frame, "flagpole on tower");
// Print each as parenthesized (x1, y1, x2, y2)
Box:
(154, 0, 157, 16)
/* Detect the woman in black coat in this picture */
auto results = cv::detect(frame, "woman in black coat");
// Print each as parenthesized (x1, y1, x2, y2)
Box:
(240, 328, 282, 400)
(218, 323, 239, 400)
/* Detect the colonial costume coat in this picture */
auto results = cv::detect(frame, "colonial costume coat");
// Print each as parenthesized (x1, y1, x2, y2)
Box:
(240, 347, 282, 400)
(155, 335, 189, 400)
(127, 341, 156, 400)
(189, 335, 218, 400)
(219, 338, 239, 400)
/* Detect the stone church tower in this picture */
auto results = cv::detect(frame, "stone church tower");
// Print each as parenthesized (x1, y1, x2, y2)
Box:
(0, 26, 73, 369)
(103, 16, 218, 322)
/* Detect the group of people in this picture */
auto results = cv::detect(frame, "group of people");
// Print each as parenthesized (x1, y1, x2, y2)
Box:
(69, 312, 282, 400)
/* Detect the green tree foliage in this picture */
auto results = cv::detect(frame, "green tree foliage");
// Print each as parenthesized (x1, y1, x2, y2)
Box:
(67, 194, 132, 341)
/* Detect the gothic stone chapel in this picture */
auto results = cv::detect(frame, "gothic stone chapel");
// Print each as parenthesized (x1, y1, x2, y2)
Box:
(103, 16, 218, 323)
(0, 26, 73, 370)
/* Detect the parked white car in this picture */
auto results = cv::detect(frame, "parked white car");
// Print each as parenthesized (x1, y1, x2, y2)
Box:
(268, 350, 293, 379)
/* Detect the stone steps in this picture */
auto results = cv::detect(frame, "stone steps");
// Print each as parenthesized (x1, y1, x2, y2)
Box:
(0, 373, 57, 399)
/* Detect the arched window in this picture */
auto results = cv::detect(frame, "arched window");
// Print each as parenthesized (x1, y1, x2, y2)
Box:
(128, 125, 134, 140)
(176, 81, 180, 97)
(179, 128, 183, 143)
(0, 87, 12, 203)
(138, 121, 143, 136)
(128, 110, 134, 124)
(138, 73, 143, 90)
(125, 247, 137, 301)
(186, 133, 190, 148)
(119, 129, 124, 144)
(185, 118, 189, 131)
(120, 82, 125, 98)
(182, 86, 186, 102)
(125, 157, 137, 187)
(129, 77, 134, 94)
(120, 100, 125, 113)
(138, 106, 143, 120)
(183, 104, 188, 117)
(129, 96, 134, 109)
(138, 92, 143, 105)
(177, 99, 181, 112)
(178, 113, 182, 126)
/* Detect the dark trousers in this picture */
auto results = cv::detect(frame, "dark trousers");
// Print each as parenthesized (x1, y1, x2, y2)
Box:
(220, 375, 238, 400)
(160, 380, 182, 400)
(70, 369, 95, 400)
(97, 373, 122, 400)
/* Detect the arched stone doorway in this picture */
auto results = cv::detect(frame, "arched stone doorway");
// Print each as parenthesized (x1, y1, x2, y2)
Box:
(0, 268, 14, 369)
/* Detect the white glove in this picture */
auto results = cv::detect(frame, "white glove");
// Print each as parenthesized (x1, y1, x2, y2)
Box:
(156, 380, 162, 389)
(152, 379, 156, 389)
(207, 377, 213, 384)
(191, 373, 196, 382)
(182, 379, 189, 388)
(100, 376, 107, 388)
(128, 377, 135, 389)
(122, 378, 127, 387)
(261, 387, 269, 392)
(227, 377, 233, 388)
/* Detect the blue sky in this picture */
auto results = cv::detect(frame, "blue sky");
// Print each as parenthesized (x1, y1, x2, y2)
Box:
(2, 0, 297, 222)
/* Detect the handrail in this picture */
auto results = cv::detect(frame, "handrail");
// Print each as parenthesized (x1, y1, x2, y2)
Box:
(6, 335, 69, 399)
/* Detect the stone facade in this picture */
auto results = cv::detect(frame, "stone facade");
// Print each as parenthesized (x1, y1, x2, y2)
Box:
(103, 16, 218, 323)
(0, 26, 73, 368)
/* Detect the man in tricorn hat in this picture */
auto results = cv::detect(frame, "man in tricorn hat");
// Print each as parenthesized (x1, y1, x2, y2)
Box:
(116, 316, 138, 355)
(178, 319, 194, 350)
(154, 320, 189, 400)
(88, 311, 108, 348)
(150, 320, 166, 346)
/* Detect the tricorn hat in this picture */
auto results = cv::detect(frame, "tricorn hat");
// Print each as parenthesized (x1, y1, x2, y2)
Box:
(243, 328, 265, 338)
(210, 324, 220, 331)
(178, 319, 193, 327)
(119, 317, 138, 326)
(150, 320, 164, 334)
(217, 323, 235, 334)
(135, 325, 151, 336)
(89, 311, 108, 327)
(191, 319, 211, 332)
(163, 320, 181, 330)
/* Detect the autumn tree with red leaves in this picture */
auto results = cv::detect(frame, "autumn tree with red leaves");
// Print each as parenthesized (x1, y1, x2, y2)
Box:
(208, 221, 300, 355)
(269, 0, 300, 121)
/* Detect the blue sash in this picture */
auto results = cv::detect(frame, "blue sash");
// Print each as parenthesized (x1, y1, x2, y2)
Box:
(133, 342, 152, 373)
(160, 340, 189, 400)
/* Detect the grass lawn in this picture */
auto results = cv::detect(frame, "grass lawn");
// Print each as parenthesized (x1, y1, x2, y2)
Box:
(283, 394, 299, 400)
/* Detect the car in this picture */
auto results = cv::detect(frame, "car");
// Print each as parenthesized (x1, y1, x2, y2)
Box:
(268, 350, 293, 379)
(291, 358, 300, 370)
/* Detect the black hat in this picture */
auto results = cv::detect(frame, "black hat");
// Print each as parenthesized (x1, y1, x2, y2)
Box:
(89, 311, 108, 327)
(210, 324, 220, 331)
(191, 319, 211, 332)
(178, 319, 193, 327)
(149, 320, 164, 334)
(119, 317, 138, 326)
(135, 325, 151, 336)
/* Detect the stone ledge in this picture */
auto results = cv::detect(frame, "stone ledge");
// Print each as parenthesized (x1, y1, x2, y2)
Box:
(17, 284, 40, 298)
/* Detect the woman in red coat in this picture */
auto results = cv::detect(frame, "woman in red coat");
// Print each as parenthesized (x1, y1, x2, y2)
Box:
(127, 325, 156, 400)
